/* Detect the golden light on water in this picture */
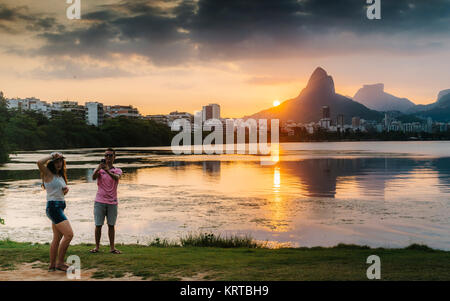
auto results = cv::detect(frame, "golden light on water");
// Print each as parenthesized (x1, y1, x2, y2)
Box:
(271, 143, 280, 163)
(266, 166, 290, 232)
(273, 167, 281, 191)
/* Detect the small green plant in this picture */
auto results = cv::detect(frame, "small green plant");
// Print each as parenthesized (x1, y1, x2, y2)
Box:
(180, 232, 261, 248)
(0, 217, 4, 225)
(148, 237, 178, 247)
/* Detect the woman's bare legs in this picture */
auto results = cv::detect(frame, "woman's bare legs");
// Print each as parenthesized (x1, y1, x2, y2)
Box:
(49, 223, 63, 269)
(54, 220, 74, 270)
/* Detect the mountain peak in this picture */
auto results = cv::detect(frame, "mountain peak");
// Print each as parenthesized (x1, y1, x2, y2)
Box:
(305, 67, 335, 95)
(438, 89, 450, 101)
(362, 83, 384, 92)
(310, 67, 328, 79)
(353, 83, 415, 113)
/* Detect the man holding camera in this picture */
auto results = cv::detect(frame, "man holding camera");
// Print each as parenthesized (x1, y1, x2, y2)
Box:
(90, 148, 123, 254)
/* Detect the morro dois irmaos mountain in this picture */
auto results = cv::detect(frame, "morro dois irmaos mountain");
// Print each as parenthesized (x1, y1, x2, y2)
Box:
(246, 67, 382, 124)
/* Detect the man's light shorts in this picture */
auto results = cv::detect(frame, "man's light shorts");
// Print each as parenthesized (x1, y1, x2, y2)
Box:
(94, 202, 118, 226)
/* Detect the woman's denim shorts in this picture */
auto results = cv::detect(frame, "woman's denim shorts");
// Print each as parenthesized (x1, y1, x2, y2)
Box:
(46, 201, 67, 224)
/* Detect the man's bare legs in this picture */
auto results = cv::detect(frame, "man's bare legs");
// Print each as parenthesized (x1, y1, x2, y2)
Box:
(108, 225, 121, 254)
(90, 225, 102, 252)
(90, 225, 120, 253)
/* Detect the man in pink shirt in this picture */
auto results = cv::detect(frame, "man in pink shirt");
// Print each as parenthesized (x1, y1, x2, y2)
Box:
(90, 148, 123, 254)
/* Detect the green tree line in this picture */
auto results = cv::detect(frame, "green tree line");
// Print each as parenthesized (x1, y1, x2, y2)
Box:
(0, 96, 174, 163)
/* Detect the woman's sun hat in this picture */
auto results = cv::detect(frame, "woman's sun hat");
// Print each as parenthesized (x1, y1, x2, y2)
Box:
(50, 152, 66, 161)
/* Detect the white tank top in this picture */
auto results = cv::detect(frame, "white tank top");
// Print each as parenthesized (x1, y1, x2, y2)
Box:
(44, 175, 67, 201)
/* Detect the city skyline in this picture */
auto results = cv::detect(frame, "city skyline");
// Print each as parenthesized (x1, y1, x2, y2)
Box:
(0, 0, 449, 117)
(5, 94, 449, 136)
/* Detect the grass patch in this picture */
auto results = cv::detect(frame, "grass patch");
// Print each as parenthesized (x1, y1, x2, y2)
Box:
(0, 239, 449, 280)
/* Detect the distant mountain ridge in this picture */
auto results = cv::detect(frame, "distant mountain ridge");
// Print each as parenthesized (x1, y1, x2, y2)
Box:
(404, 89, 450, 121)
(246, 67, 382, 123)
(409, 93, 450, 122)
(353, 83, 415, 113)
(438, 89, 450, 101)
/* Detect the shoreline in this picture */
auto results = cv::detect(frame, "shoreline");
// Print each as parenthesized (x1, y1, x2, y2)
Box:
(4, 139, 450, 153)
(1, 240, 449, 281)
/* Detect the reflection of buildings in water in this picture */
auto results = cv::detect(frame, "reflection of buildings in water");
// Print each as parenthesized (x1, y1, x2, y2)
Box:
(122, 168, 138, 182)
(431, 157, 450, 193)
(202, 161, 221, 176)
(280, 159, 350, 198)
(279, 158, 430, 199)
(168, 161, 188, 169)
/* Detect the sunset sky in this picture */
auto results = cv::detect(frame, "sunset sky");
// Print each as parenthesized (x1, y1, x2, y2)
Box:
(0, 0, 449, 117)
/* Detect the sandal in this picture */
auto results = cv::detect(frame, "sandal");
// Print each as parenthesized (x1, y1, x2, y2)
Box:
(110, 249, 121, 254)
(90, 248, 100, 253)
(56, 264, 69, 272)
(48, 266, 56, 272)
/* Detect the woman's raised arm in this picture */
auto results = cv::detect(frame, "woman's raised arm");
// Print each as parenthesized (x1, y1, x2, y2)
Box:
(37, 154, 54, 176)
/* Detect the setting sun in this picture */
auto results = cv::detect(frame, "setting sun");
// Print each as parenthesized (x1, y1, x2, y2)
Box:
(273, 100, 281, 107)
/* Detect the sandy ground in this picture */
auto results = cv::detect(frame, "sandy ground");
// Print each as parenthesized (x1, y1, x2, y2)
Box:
(0, 261, 143, 281)
(0, 261, 210, 281)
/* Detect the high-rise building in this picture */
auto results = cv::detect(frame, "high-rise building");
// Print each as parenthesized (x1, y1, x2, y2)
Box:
(322, 106, 330, 119)
(337, 114, 344, 128)
(427, 117, 433, 133)
(352, 116, 361, 129)
(384, 113, 391, 130)
(202, 104, 220, 121)
(85, 102, 104, 127)
(319, 106, 331, 129)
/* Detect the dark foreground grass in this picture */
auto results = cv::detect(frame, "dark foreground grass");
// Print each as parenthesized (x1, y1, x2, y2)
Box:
(0, 239, 449, 280)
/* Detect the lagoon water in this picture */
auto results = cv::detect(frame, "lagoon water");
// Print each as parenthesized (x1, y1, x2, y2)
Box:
(0, 141, 449, 249)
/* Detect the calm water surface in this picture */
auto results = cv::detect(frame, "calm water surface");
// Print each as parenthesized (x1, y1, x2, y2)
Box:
(0, 141, 449, 249)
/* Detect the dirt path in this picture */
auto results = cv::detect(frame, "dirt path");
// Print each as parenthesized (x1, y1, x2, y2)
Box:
(0, 261, 142, 281)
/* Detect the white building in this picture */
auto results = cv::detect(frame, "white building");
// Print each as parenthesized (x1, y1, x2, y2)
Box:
(85, 102, 104, 127)
(51, 101, 86, 120)
(105, 105, 140, 118)
(319, 118, 331, 129)
(167, 111, 194, 127)
(6, 97, 52, 117)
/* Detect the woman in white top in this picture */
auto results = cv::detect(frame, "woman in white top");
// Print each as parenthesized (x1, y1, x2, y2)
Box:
(37, 152, 73, 272)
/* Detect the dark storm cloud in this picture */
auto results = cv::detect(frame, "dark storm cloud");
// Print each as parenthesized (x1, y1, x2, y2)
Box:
(298, 0, 450, 33)
(186, 0, 450, 43)
(9, 0, 450, 66)
(38, 22, 119, 57)
(0, 3, 61, 33)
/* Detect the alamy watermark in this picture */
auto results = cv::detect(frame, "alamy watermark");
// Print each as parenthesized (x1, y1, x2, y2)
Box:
(366, 255, 381, 279)
(66, 0, 81, 20)
(366, 0, 381, 20)
(66, 255, 81, 280)
(170, 117, 280, 165)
